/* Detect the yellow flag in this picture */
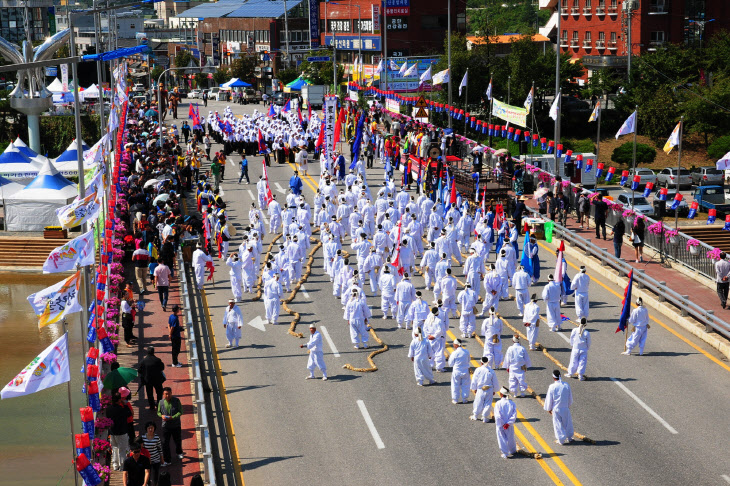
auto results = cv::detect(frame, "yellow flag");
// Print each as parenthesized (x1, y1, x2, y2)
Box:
(663, 121, 681, 154)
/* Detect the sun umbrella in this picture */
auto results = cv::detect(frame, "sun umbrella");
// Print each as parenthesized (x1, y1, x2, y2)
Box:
(102, 367, 138, 389)
(145, 109, 158, 117)
(533, 187, 549, 199)
(141, 132, 149, 137)
(153, 193, 170, 205)
(144, 178, 160, 188)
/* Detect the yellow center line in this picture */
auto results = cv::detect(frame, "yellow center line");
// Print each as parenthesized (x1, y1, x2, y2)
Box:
(285, 161, 319, 194)
(539, 241, 730, 373)
(444, 329, 580, 486)
(200, 288, 247, 486)
(514, 428, 566, 485)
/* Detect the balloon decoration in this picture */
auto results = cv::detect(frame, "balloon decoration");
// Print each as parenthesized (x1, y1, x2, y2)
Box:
(688, 201, 698, 219)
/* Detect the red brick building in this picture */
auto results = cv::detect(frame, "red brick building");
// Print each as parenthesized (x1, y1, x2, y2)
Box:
(539, 0, 730, 77)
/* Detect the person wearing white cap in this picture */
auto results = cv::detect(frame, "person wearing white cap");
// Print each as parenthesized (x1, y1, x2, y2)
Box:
(263, 273, 283, 325)
(457, 283, 478, 338)
(225, 253, 243, 302)
(494, 386, 517, 459)
(301, 324, 327, 380)
(481, 307, 503, 368)
(345, 288, 371, 349)
(502, 335, 531, 397)
(566, 318, 591, 380)
(222, 299, 244, 348)
(479, 264, 502, 316)
(408, 327, 435, 386)
(406, 291, 430, 331)
(470, 356, 500, 422)
(268, 195, 282, 234)
(378, 265, 397, 319)
(448, 339, 472, 404)
(543, 370, 574, 445)
(439, 268, 459, 318)
(495, 248, 511, 300)
(395, 274, 416, 329)
(622, 297, 650, 356)
(542, 274, 563, 332)
(240, 245, 256, 293)
(192, 245, 213, 290)
(424, 306, 446, 372)
(570, 266, 590, 320)
(512, 265, 531, 316)
(523, 294, 541, 350)
(463, 247, 484, 291)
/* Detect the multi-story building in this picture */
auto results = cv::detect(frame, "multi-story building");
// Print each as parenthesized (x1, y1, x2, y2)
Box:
(0, 0, 54, 44)
(154, 0, 206, 28)
(539, 0, 730, 77)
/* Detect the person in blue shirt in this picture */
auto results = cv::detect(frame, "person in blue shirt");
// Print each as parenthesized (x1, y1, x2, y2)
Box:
(289, 171, 303, 195)
(168, 306, 184, 368)
(238, 155, 250, 184)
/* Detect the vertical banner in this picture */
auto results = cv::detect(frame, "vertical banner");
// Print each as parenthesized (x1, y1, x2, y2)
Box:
(309, 0, 320, 47)
(61, 64, 69, 92)
(372, 4, 381, 34)
(212, 33, 220, 66)
(324, 95, 337, 163)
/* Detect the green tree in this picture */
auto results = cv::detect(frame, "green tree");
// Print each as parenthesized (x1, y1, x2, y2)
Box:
(708, 135, 730, 160)
(611, 142, 657, 166)
(174, 50, 192, 68)
(212, 67, 229, 85)
(194, 72, 207, 89)
(151, 66, 164, 83)
(276, 67, 299, 85)
(229, 56, 256, 82)
(682, 75, 730, 147)
(466, 0, 548, 36)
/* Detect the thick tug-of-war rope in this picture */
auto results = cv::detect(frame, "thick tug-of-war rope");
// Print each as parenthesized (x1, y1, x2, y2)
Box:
(342, 328, 389, 372)
(282, 238, 322, 338)
(252, 234, 282, 302)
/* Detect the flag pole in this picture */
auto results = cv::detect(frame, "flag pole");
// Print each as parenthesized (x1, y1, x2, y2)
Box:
(62, 319, 80, 486)
(464, 68, 469, 136)
(675, 116, 684, 230)
(631, 105, 638, 212)
(595, 100, 601, 170)
(529, 80, 535, 166)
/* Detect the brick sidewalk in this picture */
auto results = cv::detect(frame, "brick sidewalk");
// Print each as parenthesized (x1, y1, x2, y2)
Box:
(525, 198, 729, 327)
(109, 262, 201, 486)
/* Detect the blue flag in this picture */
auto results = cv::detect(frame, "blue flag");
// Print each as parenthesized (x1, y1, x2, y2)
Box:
(616, 270, 633, 333)
(519, 233, 533, 276)
(349, 113, 366, 170)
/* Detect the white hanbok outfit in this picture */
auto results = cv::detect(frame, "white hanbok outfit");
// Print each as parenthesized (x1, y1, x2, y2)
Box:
(408, 335, 434, 385)
(192, 249, 213, 290)
(263, 278, 283, 324)
(542, 281, 562, 331)
(502, 342, 531, 395)
(523, 300, 541, 350)
(448, 346, 471, 403)
(625, 305, 650, 355)
(423, 313, 445, 372)
(306, 330, 327, 378)
(544, 379, 574, 444)
(222, 304, 244, 347)
(494, 396, 517, 457)
(567, 327, 591, 378)
(470, 364, 499, 422)
(225, 256, 243, 301)
(570, 272, 590, 320)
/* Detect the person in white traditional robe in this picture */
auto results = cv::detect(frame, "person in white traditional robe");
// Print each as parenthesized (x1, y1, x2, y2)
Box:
(395, 274, 416, 328)
(512, 265, 531, 316)
(378, 265, 397, 318)
(494, 386, 517, 459)
(263, 274, 283, 324)
(225, 254, 243, 301)
(408, 327, 435, 386)
(423, 307, 446, 372)
(222, 299, 243, 348)
(470, 356, 500, 423)
(192, 245, 213, 290)
(502, 335, 531, 397)
(301, 324, 327, 380)
(544, 370, 574, 445)
(439, 268, 458, 318)
(448, 339, 471, 404)
(457, 283, 478, 338)
(566, 318, 590, 380)
(622, 297, 650, 356)
(268, 195, 282, 234)
(542, 274, 562, 331)
(570, 266, 590, 320)
(240, 246, 256, 293)
(405, 291, 430, 331)
(344, 288, 371, 348)
(523, 294, 541, 350)
(481, 307, 503, 368)
(479, 265, 502, 316)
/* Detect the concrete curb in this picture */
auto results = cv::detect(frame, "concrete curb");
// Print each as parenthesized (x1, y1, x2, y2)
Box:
(546, 238, 730, 362)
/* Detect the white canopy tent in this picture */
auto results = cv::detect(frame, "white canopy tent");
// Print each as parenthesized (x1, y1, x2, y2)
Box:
(0, 142, 43, 181)
(46, 78, 66, 93)
(84, 84, 100, 99)
(5, 158, 78, 231)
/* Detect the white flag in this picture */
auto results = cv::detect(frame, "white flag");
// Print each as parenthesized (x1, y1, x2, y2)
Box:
(486, 78, 492, 100)
(389, 59, 399, 71)
(524, 87, 534, 114)
(663, 121, 681, 154)
(615, 110, 637, 139)
(549, 93, 560, 121)
(374, 60, 384, 75)
(459, 70, 468, 96)
(398, 62, 408, 76)
(27, 271, 84, 328)
(717, 151, 730, 171)
(42, 229, 96, 273)
(403, 63, 417, 77)
(432, 69, 450, 85)
(420, 66, 432, 84)
(1, 333, 71, 399)
(56, 190, 102, 229)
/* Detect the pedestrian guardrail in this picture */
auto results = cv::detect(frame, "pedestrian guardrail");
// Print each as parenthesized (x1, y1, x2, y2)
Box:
(177, 249, 216, 486)
(527, 207, 730, 341)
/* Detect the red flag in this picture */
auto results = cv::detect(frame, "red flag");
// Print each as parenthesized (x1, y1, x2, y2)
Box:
(332, 107, 345, 152)
(308, 103, 312, 122)
(262, 159, 273, 205)
(297, 104, 303, 124)
(315, 122, 325, 151)
(449, 177, 457, 205)
(493, 203, 504, 229)
(206, 261, 215, 281)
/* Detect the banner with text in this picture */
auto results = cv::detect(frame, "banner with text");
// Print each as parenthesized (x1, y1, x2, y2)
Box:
(324, 95, 337, 162)
(492, 99, 528, 128)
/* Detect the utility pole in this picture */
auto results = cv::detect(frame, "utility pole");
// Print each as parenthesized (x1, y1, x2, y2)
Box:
(447, 0, 452, 128)
(383, 1, 387, 92)
(283, 0, 290, 69)
(624, 0, 634, 83)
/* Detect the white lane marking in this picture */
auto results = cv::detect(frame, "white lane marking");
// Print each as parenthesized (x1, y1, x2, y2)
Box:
(556, 331, 571, 344)
(722, 475, 730, 484)
(319, 325, 340, 357)
(357, 400, 385, 449)
(610, 378, 678, 434)
(300, 284, 310, 299)
(247, 189, 255, 200)
(274, 182, 286, 194)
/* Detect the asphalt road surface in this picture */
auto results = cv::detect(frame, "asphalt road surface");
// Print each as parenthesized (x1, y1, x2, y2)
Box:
(180, 99, 730, 486)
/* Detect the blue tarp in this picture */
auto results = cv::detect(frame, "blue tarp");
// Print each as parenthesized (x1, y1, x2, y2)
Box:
(82, 45, 150, 62)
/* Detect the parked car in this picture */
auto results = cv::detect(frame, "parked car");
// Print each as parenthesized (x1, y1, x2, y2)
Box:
(133, 83, 145, 92)
(243, 88, 262, 104)
(691, 166, 724, 186)
(188, 89, 201, 99)
(656, 167, 692, 189)
(272, 91, 292, 106)
(616, 192, 654, 216)
(622, 168, 656, 188)
(651, 188, 689, 216)
(209, 87, 220, 100)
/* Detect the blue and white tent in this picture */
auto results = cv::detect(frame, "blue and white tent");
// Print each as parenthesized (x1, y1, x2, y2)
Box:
(0, 174, 26, 200)
(5, 158, 78, 231)
(0, 142, 43, 180)
(12, 137, 39, 159)
(54, 139, 91, 163)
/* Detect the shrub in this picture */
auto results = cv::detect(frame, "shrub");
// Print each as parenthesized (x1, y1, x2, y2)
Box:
(563, 138, 596, 154)
(611, 141, 657, 166)
(708, 135, 730, 161)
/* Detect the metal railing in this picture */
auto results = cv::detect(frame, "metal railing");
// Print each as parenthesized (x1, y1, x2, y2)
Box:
(527, 167, 718, 279)
(177, 249, 216, 486)
(526, 206, 730, 341)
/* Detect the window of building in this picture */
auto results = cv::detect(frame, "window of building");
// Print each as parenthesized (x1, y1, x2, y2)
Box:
(610, 32, 617, 42)
(561, 29, 568, 43)
(650, 31, 665, 43)
(585, 32, 592, 41)
(572, 31, 579, 44)
(585, 0, 592, 7)
(421, 15, 447, 30)
(130, 23, 135, 29)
